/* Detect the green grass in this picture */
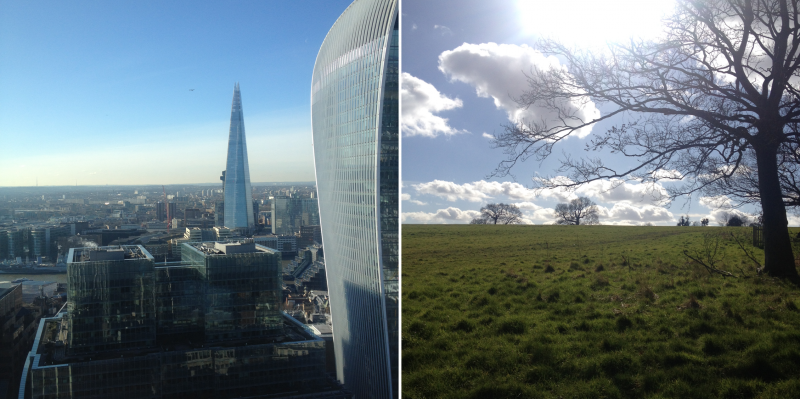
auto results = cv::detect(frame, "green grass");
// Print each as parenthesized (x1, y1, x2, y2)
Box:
(402, 225, 800, 399)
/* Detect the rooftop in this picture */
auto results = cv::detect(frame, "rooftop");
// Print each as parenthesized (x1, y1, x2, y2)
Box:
(187, 240, 277, 256)
(33, 312, 317, 367)
(68, 245, 153, 263)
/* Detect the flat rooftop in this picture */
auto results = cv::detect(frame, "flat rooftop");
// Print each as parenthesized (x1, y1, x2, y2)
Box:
(68, 245, 153, 263)
(33, 312, 317, 367)
(188, 241, 276, 256)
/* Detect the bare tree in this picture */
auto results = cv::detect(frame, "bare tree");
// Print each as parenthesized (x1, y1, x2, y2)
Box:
(677, 215, 692, 226)
(471, 203, 523, 225)
(492, 0, 800, 278)
(701, 218, 710, 226)
(554, 197, 600, 225)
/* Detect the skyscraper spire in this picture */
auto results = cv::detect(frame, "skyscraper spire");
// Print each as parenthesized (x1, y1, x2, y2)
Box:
(223, 83, 254, 231)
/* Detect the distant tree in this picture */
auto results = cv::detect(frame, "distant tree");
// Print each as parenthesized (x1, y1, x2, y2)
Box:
(471, 203, 523, 225)
(642, 222, 655, 227)
(677, 216, 691, 227)
(554, 197, 599, 225)
(701, 218, 709, 227)
(692, 221, 701, 227)
(716, 211, 751, 227)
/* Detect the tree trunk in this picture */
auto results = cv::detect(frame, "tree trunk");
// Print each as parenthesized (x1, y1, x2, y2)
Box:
(755, 143, 798, 278)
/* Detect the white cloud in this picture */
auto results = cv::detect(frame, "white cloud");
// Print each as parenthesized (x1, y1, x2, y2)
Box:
(401, 73, 464, 137)
(412, 178, 669, 206)
(413, 180, 542, 202)
(412, 23, 417, 31)
(482, 132, 494, 139)
(699, 195, 733, 209)
(433, 24, 453, 36)
(575, 179, 669, 206)
(413, 180, 493, 202)
(401, 193, 411, 201)
(599, 203, 675, 224)
(438, 42, 601, 138)
(402, 207, 480, 224)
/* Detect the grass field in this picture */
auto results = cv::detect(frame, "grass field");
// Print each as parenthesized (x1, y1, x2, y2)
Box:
(402, 225, 800, 399)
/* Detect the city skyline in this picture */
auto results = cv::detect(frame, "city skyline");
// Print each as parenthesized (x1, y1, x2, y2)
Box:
(0, 1, 353, 187)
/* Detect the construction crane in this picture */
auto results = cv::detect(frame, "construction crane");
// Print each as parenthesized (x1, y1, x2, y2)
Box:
(162, 185, 170, 234)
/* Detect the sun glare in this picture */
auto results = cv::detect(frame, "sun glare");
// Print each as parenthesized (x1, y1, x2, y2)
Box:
(516, 0, 677, 47)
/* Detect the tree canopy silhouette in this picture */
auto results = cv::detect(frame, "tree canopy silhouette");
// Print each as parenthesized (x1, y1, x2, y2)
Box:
(492, 0, 800, 278)
(470, 203, 523, 225)
(554, 197, 600, 225)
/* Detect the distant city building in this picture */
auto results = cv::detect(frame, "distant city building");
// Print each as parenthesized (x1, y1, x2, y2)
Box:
(19, 244, 351, 398)
(311, 0, 399, 397)
(156, 201, 176, 222)
(222, 84, 255, 232)
(271, 197, 319, 235)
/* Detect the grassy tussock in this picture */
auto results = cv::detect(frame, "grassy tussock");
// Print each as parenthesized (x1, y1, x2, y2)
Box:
(402, 225, 800, 399)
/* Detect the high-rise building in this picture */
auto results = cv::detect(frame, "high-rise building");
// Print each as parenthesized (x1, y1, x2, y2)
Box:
(156, 201, 176, 222)
(20, 244, 351, 398)
(311, 0, 399, 397)
(223, 83, 255, 232)
(271, 197, 320, 235)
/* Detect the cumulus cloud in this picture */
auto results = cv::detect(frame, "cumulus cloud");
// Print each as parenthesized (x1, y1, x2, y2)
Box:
(699, 195, 734, 209)
(434, 24, 453, 36)
(438, 42, 601, 138)
(413, 180, 542, 202)
(599, 203, 676, 224)
(401, 73, 464, 137)
(575, 179, 669, 206)
(482, 132, 494, 139)
(402, 207, 480, 224)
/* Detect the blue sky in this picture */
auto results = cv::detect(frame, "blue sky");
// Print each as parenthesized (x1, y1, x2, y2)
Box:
(400, 0, 798, 226)
(0, 0, 352, 186)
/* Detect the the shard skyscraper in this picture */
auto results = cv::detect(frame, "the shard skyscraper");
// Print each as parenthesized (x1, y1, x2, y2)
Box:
(223, 83, 254, 231)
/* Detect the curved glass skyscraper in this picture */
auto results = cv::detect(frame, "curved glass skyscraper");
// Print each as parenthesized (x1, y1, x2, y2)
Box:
(223, 83, 255, 231)
(311, 0, 398, 398)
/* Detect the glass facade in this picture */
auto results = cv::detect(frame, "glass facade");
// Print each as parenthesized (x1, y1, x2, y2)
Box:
(223, 83, 255, 230)
(182, 243, 284, 342)
(271, 197, 320, 235)
(311, 0, 399, 397)
(24, 244, 349, 399)
(66, 247, 157, 355)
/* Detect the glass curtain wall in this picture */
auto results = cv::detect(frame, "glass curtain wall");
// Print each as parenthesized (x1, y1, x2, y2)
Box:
(310, 0, 399, 397)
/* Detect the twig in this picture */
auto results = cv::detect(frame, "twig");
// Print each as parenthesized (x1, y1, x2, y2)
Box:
(729, 231, 761, 276)
(683, 250, 737, 278)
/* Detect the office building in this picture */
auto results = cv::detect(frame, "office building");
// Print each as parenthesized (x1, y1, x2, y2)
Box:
(20, 244, 350, 398)
(271, 197, 319, 235)
(310, 0, 399, 397)
(222, 84, 255, 232)
(156, 201, 176, 222)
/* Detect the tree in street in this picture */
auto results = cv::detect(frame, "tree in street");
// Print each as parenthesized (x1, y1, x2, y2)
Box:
(554, 197, 600, 225)
(492, 0, 800, 278)
(470, 203, 523, 225)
